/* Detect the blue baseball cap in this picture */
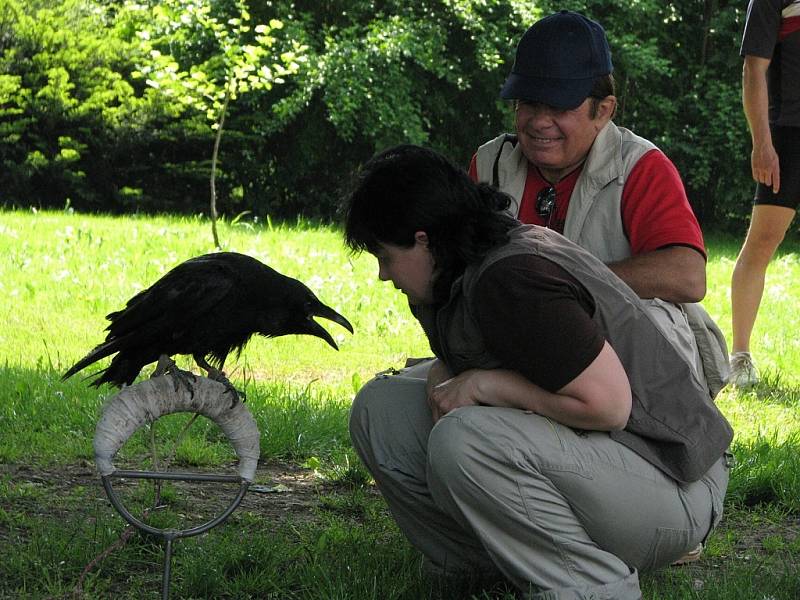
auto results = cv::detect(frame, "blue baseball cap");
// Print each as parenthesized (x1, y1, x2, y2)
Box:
(500, 11, 613, 109)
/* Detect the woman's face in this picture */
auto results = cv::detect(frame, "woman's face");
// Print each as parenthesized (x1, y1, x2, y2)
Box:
(374, 232, 435, 305)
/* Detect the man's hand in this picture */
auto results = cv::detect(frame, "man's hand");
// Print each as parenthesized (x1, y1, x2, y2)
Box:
(752, 142, 781, 194)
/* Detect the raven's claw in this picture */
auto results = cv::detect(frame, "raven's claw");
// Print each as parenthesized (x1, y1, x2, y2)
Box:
(206, 368, 246, 408)
(166, 366, 198, 397)
(151, 355, 197, 397)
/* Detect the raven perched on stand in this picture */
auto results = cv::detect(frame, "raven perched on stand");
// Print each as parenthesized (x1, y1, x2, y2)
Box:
(63, 252, 354, 398)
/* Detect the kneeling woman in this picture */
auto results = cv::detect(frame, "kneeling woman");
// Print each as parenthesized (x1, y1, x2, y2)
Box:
(343, 145, 732, 599)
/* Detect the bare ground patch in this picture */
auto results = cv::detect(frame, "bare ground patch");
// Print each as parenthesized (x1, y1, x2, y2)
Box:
(1, 459, 379, 533)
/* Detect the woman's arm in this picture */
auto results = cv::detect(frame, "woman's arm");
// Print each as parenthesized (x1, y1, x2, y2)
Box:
(431, 254, 632, 429)
(428, 341, 632, 431)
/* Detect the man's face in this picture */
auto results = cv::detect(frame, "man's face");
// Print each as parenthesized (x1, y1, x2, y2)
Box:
(514, 97, 615, 181)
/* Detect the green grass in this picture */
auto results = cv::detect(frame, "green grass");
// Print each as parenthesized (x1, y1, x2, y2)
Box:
(1, 209, 799, 598)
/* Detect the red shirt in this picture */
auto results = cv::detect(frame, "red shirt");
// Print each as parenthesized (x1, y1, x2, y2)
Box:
(468, 149, 706, 257)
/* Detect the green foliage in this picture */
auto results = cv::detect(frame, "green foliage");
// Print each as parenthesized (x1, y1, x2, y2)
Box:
(232, 0, 523, 219)
(0, 0, 205, 212)
(130, 0, 306, 129)
(0, 0, 761, 227)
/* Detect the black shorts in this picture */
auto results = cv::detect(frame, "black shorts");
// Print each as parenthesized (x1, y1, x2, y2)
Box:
(754, 125, 800, 209)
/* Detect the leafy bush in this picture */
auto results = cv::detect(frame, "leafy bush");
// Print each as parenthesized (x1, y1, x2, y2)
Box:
(0, 0, 758, 227)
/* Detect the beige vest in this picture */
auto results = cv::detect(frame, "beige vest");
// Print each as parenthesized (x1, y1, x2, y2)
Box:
(475, 123, 653, 260)
(412, 226, 733, 483)
(474, 124, 730, 396)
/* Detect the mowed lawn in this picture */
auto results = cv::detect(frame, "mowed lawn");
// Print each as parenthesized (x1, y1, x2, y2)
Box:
(1, 209, 799, 599)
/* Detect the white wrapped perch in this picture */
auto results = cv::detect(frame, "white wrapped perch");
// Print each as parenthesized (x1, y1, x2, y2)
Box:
(94, 374, 261, 482)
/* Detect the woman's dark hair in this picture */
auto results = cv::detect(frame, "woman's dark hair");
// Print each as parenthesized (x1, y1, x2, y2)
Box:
(343, 145, 517, 297)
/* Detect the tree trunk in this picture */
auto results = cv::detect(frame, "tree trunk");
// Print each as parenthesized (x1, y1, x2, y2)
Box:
(209, 85, 233, 249)
(700, 0, 718, 67)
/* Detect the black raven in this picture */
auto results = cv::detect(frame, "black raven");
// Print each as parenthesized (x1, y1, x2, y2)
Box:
(62, 252, 354, 394)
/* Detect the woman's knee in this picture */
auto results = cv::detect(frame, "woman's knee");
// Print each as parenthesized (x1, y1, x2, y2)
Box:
(427, 410, 496, 484)
(349, 377, 387, 443)
(349, 375, 431, 448)
(742, 229, 786, 260)
(741, 208, 794, 258)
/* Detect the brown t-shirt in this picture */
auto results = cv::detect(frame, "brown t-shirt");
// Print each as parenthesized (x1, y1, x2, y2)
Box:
(473, 254, 605, 392)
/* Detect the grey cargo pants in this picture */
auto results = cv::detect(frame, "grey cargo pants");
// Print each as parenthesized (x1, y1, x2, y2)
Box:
(350, 366, 729, 600)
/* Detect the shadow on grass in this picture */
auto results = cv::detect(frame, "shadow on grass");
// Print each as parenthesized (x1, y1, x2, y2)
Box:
(2, 363, 800, 598)
(734, 369, 800, 408)
(728, 431, 800, 512)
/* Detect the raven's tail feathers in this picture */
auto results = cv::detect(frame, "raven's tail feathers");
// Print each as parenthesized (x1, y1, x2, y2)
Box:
(62, 340, 120, 383)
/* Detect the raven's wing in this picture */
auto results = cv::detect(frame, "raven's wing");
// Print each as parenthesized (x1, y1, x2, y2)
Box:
(106, 257, 238, 340)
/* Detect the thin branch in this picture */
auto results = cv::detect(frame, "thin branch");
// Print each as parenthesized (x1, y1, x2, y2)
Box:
(209, 81, 233, 250)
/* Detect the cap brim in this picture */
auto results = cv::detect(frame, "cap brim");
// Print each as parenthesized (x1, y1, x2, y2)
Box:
(500, 73, 596, 110)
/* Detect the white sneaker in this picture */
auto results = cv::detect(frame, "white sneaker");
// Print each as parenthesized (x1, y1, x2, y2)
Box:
(729, 352, 758, 387)
(672, 543, 703, 566)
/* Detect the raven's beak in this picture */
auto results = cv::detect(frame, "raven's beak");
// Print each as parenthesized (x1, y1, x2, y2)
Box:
(307, 303, 354, 350)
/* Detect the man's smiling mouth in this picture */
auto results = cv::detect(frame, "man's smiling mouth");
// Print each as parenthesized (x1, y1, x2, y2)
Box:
(528, 135, 562, 144)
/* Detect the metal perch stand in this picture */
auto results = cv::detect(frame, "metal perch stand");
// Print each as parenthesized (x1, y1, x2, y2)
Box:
(93, 374, 261, 600)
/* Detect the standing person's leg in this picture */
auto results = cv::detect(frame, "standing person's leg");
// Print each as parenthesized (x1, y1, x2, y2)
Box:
(731, 205, 796, 351)
(730, 205, 795, 385)
(730, 125, 800, 386)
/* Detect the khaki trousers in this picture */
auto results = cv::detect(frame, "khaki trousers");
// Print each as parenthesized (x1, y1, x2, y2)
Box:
(350, 366, 729, 600)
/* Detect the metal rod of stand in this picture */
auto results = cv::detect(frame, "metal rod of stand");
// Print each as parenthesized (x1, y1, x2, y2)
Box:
(101, 473, 249, 598)
(162, 536, 174, 600)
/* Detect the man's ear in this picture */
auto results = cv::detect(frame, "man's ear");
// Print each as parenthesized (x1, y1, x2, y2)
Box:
(414, 231, 429, 246)
(596, 95, 617, 123)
